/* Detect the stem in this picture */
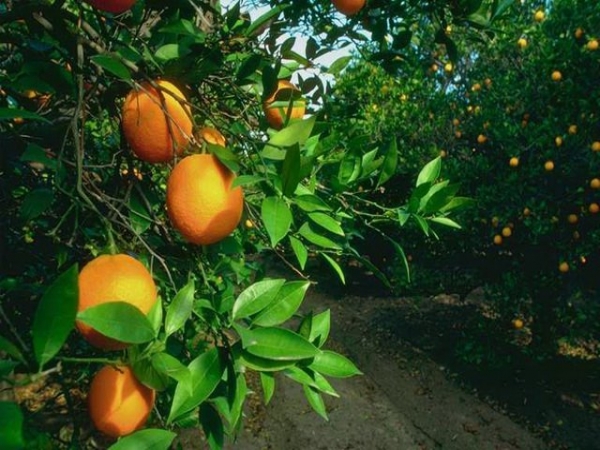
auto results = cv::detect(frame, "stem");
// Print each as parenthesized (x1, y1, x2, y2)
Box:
(57, 356, 121, 365)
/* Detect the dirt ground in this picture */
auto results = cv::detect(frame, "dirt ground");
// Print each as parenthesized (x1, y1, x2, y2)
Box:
(215, 268, 599, 450)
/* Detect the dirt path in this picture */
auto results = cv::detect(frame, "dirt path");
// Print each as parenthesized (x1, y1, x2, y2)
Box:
(227, 287, 547, 450)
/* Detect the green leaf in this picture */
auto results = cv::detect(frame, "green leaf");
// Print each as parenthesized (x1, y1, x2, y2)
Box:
(0, 360, 19, 378)
(266, 116, 316, 149)
(416, 157, 442, 187)
(168, 348, 225, 424)
(0, 108, 49, 122)
(243, 327, 319, 361)
(199, 403, 224, 450)
(245, 5, 288, 37)
(20, 188, 54, 222)
(252, 281, 310, 327)
(261, 197, 293, 247)
(21, 143, 57, 171)
(308, 213, 344, 236)
(260, 372, 275, 404)
(231, 174, 265, 189)
(301, 309, 330, 348)
(284, 366, 338, 397)
(303, 385, 328, 420)
(294, 195, 332, 212)
(298, 222, 343, 250)
(226, 371, 247, 433)
(377, 139, 398, 187)
(281, 144, 302, 196)
(32, 265, 78, 368)
(133, 358, 170, 392)
(413, 215, 431, 236)
(235, 346, 295, 372)
(147, 296, 163, 336)
(129, 190, 152, 235)
(165, 280, 195, 337)
(232, 278, 285, 321)
(159, 18, 205, 39)
(430, 217, 462, 229)
(328, 55, 352, 76)
(0, 402, 25, 450)
(320, 253, 345, 285)
(91, 55, 131, 81)
(0, 335, 25, 364)
(491, 0, 515, 20)
(151, 353, 191, 389)
(154, 44, 190, 62)
(108, 429, 176, 450)
(440, 196, 475, 213)
(309, 350, 362, 378)
(289, 236, 308, 270)
(77, 301, 156, 345)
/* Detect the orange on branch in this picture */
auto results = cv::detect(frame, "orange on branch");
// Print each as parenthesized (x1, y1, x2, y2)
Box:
(77, 254, 157, 350)
(122, 80, 192, 163)
(263, 80, 306, 130)
(332, 0, 365, 16)
(196, 127, 226, 147)
(88, 365, 155, 437)
(85, 0, 136, 14)
(166, 154, 243, 245)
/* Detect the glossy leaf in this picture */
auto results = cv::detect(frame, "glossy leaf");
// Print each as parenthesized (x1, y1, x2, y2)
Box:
(0, 108, 49, 122)
(303, 385, 328, 420)
(309, 350, 362, 378)
(260, 372, 275, 404)
(294, 195, 332, 212)
(77, 301, 156, 345)
(20, 188, 54, 222)
(252, 281, 310, 327)
(165, 280, 195, 337)
(91, 55, 131, 81)
(320, 253, 345, 285)
(147, 297, 163, 336)
(308, 212, 344, 236)
(289, 235, 308, 269)
(108, 429, 176, 450)
(298, 222, 342, 250)
(244, 327, 318, 361)
(416, 157, 442, 187)
(129, 191, 152, 235)
(232, 278, 285, 321)
(0, 402, 25, 450)
(267, 116, 316, 148)
(377, 139, 398, 187)
(261, 197, 293, 247)
(199, 403, 224, 450)
(32, 264, 78, 368)
(281, 144, 302, 196)
(430, 216, 462, 229)
(0, 335, 25, 364)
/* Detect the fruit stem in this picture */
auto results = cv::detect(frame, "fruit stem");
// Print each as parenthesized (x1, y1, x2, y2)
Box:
(57, 356, 122, 365)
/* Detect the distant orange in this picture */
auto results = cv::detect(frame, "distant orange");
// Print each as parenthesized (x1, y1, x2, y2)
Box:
(85, 0, 136, 14)
(332, 0, 365, 16)
(263, 80, 306, 129)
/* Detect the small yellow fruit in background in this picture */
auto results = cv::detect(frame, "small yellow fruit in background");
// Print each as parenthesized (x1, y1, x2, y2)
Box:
(452, 118, 460, 126)
(568, 124, 577, 135)
(493, 235, 503, 245)
(444, 62, 453, 73)
(517, 38, 528, 49)
(590, 178, 600, 189)
(555, 136, 563, 147)
(559, 262, 569, 273)
(245, 219, 254, 228)
(574, 28, 584, 39)
(544, 160, 555, 171)
(534, 10, 545, 22)
(472, 83, 481, 92)
(592, 141, 600, 152)
(523, 207, 531, 217)
(551, 70, 562, 81)
(573, 231, 581, 240)
(477, 134, 487, 144)
(491, 216, 499, 227)
(567, 214, 578, 224)
(501, 226, 512, 237)
(587, 39, 598, 51)
(589, 203, 600, 214)
(455, 130, 462, 138)
(484, 78, 492, 88)
(513, 319, 524, 329)
(509, 157, 519, 167)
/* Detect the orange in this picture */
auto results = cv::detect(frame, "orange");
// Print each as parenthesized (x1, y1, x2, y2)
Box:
(589, 203, 600, 214)
(501, 226, 512, 238)
(544, 160, 554, 171)
(493, 235, 503, 245)
(452, 118, 460, 126)
(534, 10, 545, 22)
(574, 28, 584, 39)
(167, 154, 243, 245)
(196, 126, 226, 147)
(85, 0, 136, 14)
(491, 216, 499, 227)
(484, 78, 492, 88)
(88, 365, 155, 437)
(592, 141, 600, 152)
(568, 124, 578, 135)
(551, 71, 562, 81)
(332, 0, 365, 16)
(122, 80, 192, 163)
(509, 157, 519, 167)
(444, 62, 453, 73)
(263, 80, 306, 130)
(559, 262, 570, 273)
(472, 83, 481, 92)
(513, 319, 524, 329)
(477, 134, 487, 144)
(517, 38, 527, 49)
(590, 178, 600, 189)
(587, 39, 599, 51)
(555, 136, 563, 147)
(567, 214, 578, 224)
(77, 254, 157, 350)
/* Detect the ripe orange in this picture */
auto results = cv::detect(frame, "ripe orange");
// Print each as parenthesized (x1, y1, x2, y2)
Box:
(88, 365, 155, 437)
(559, 262, 570, 273)
(167, 154, 243, 245)
(122, 80, 192, 163)
(509, 157, 519, 167)
(484, 78, 492, 88)
(263, 80, 306, 130)
(589, 202, 600, 214)
(77, 254, 157, 350)
(544, 160, 555, 171)
(452, 118, 460, 126)
(197, 127, 226, 147)
(568, 124, 578, 135)
(534, 10, 545, 22)
(332, 0, 365, 16)
(477, 134, 487, 144)
(501, 226, 512, 238)
(523, 207, 531, 217)
(551, 70, 562, 81)
(555, 136, 563, 147)
(587, 39, 599, 51)
(513, 319, 524, 329)
(567, 214, 578, 224)
(472, 83, 481, 92)
(574, 28, 584, 39)
(493, 235, 503, 245)
(592, 141, 600, 152)
(491, 216, 499, 227)
(590, 178, 600, 189)
(444, 62, 453, 73)
(85, 0, 136, 14)
(517, 38, 527, 49)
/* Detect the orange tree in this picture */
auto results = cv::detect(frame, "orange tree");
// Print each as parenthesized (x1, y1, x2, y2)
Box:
(0, 0, 468, 448)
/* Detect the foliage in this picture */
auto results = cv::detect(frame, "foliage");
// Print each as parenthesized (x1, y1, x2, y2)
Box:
(0, 0, 465, 448)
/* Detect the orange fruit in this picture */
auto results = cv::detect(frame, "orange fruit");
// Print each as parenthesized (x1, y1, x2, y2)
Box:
(196, 127, 226, 147)
(472, 83, 481, 92)
(167, 154, 243, 245)
(592, 141, 600, 152)
(567, 214, 579, 224)
(263, 80, 306, 130)
(331, 0, 365, 16)
(534, 10, 545, 22)
(513, 319, 524, 329)
(491, 216, 499, 227)
(551, 71, 562, 81)
(517, 38, 527, 49)
(587, 39, 599, 51)
(509, 157, 519, 167)
(501, 226, 512, 238)
(559, 262, 569, 273)
(574, 28, 584, 39)
(493, 235, 503, 245)
(444, 62, 453, 73)
(122, 80, 192, 163)
(484, 78, 492, 88)
(568, 124, 578, 135)
(477, 134, 487, 144)
(590, 178, 600, 189)
(85, 0, 136, 14)
(77, 254, 157, 350)
(523, 207, 531, 217)
(452, 118, 460, 126)
(544, 160, 555, 171)
(589, 202, 600, 214)
(555, 136, 563, 147)
(88, 365, 155, 437)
